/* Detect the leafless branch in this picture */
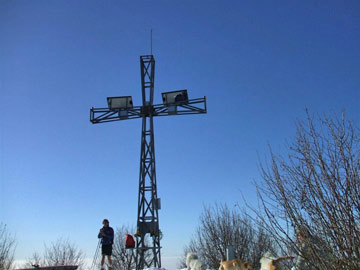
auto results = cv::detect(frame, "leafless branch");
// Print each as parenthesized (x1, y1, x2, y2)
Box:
(0, 223, 16, 270)
(254, 111, 360, 269)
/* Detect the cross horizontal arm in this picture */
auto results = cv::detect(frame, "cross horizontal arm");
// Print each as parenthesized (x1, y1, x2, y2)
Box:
(90, 106, 143, 123)
(90, 97, 207, 124)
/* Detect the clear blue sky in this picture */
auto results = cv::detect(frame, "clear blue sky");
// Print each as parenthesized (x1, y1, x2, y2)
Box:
(1, 1, 359, 269)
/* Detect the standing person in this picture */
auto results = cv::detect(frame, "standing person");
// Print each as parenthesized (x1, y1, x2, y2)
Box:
(293, 226, 327, 270)
(294, 226, 313, 270)
(98, 219, 114, 270)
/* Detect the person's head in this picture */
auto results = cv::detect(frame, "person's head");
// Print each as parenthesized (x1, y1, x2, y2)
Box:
(103, 219, 109, 227)
(296, 225, 309, 241)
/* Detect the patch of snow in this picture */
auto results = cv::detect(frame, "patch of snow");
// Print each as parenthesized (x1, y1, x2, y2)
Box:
(141, 268, 168, 270)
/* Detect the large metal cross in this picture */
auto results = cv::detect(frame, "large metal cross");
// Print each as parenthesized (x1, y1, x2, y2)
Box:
(90, 55, 206, 269)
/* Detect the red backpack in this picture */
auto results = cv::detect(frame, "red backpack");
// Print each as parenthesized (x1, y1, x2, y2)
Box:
(125, 234, 135, 249)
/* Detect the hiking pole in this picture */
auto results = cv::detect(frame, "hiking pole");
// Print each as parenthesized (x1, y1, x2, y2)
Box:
(91, 239, 101, 270)
(90, 239, 101, 270)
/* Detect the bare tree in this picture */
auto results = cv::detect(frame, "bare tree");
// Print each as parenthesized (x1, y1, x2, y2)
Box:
(0, 223, 16, 270)
(112, 225, 136, 270)
(24, 252, 42, 268)
(112, 225, 152, 270)
(25, 238, 85, 269)
(255, 112, 360, 270)
(183, 204, 277, 269)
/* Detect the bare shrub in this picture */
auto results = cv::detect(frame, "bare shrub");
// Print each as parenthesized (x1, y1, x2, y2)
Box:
(25, 238, 85, 269)
(183, 204, 277, 269)
(112, 225, 152, 270)
(24, 252, 42, 268)
(43, 238, 84, 268)
(255, 112, 360, 269)
(112, 226, 136, 270)
(0, 223, 16, 270)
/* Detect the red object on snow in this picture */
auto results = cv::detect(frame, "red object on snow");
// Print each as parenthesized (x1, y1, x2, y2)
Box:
(125, 234, 135, 249)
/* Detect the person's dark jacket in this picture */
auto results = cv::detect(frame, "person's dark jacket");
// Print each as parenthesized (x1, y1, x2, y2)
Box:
(98, 226, 114, 245)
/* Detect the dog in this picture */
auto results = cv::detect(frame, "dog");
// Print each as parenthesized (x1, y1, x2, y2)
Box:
(186, 253, 203, 270)
(219, 259, 253, 270)
(260, 252, 294, 270)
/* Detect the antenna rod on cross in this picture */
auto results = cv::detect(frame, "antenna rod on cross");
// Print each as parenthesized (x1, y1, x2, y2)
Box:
(150, 29, 153, 55)
(90, 55, 207, 269)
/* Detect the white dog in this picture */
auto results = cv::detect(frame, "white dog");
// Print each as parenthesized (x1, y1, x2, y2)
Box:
(186, 253, 203, 270)
(260, 252, 294, 270)
(260, 252, 275, 270)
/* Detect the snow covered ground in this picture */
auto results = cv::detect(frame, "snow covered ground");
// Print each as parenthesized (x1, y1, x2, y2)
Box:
(141, 268, 168, 270)
(120, 268, 189, 270)
(142, 268, 217, 270)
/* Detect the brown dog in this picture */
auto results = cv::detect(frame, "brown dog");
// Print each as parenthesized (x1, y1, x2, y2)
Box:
(219, 259, 253, 270)
(260, 252, 294, 270)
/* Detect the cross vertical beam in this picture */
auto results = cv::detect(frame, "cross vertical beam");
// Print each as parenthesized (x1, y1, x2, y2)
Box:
(135, 55, 161, 269)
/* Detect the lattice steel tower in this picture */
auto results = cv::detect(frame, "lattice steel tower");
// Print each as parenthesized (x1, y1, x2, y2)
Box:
(90, 55, 206, 269)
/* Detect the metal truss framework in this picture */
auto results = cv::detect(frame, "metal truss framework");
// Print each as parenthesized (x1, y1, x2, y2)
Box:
(90, 97, 207, 123)
(90, 55, 207, 269)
